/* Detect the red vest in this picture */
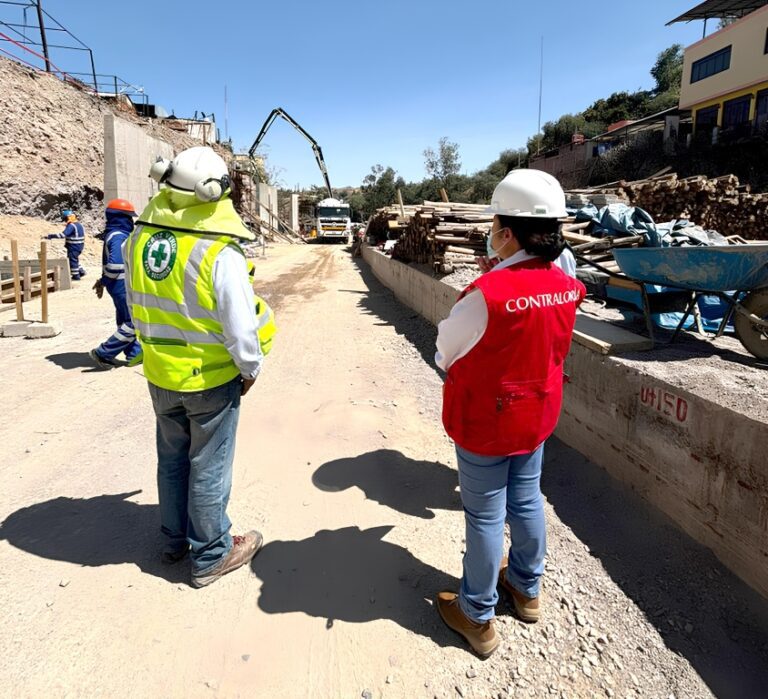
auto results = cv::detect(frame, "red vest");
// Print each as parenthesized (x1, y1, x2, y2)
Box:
(442, 259, 585, 456)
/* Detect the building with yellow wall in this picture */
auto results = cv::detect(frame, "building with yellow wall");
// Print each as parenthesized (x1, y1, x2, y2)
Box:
(677, 3, 768, 136)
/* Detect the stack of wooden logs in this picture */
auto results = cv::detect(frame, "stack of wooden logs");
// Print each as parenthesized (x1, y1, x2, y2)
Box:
(390, 202, 492, 267)
(365, 205, 418, 244)
(571, 173, 768, 239)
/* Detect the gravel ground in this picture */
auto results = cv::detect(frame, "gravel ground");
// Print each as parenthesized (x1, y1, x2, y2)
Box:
(354, 258, 768, 699)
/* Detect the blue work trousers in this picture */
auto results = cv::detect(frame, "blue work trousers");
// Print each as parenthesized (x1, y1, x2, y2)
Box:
(456, 444, 546, 623)
(95, 289, 140, 361)
(66, 243, 85, 279)
(148, 377, 242, 575)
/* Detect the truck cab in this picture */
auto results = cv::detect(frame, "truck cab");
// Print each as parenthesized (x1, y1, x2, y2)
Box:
(315, 197, 351, 243)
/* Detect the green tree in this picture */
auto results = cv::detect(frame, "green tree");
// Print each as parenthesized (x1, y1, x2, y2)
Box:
(346, 190, 367, 221)
(583, 91, 652, 126)
(423, 137, 461, 183)
(360, 164, 400, 216)
(651, 44, 684, 95)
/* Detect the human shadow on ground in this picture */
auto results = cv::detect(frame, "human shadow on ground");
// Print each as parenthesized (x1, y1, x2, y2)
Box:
(350, 258, 441, 372)
(0, 491, 186, 584)
(252, 525, 461, 648)
(542, 438, 768, 699)
(45, 351, 102, 371)
(312, 449, 460, 519)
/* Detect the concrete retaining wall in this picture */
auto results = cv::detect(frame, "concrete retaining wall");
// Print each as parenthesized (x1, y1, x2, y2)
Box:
(103, 114, 174, 210)
(363, 244, 457, 325)
(257, 184, 279, 237)
(362, 245, 768, 599)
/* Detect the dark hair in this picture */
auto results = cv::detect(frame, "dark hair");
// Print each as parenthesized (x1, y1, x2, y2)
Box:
(499, 215, 565, 262)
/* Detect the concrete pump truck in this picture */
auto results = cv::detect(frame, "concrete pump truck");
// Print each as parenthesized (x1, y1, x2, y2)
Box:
(248, 108, 351, 243)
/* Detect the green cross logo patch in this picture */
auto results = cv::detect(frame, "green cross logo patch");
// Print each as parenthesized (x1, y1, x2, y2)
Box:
(142, 230, 177, 281)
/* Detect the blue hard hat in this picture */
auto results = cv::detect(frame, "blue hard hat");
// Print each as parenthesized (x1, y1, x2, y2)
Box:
(60, 209, 74, 220)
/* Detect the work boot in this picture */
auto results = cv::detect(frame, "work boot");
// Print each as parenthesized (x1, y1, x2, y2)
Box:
(89, 349, 117, 370)
(161, 543, 190, 564)
(498, 558, 540, 623)
(191, 530, 263, 589)
(436, 591, 499, 658)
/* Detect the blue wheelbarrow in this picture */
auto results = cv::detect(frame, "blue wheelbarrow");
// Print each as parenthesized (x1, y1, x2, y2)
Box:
(612, 245, 768, 360)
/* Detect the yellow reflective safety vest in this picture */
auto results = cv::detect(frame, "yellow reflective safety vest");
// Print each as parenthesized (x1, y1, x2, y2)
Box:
(125, 191, 254, 392)
(247, 260, 277, 356)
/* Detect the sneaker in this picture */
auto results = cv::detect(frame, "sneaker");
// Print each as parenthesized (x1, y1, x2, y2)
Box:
(436, 591, 499, 658)
(161, 543, 190, 564)
(89, 349, 117, 370)
(191, 530, 263, 589)
(498, 558, 540, 623)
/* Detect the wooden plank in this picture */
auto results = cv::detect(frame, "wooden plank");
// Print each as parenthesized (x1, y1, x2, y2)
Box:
(564, 230, 601, 246)
(22, 266, 32, 303)
(445, 245, 476, 255)
(11, 240, 23, 320)
(39, 241, 48, 324)
(0, 270, 51, 288)
(573, 314, 653, 355)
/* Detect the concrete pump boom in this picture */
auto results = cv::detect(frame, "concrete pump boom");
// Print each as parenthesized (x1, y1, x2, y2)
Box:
(248, 107, 333, 199)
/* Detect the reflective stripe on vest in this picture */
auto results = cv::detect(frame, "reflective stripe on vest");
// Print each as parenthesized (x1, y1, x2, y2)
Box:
(247, 260, 277, 356)
(126, 224, 242, 391)
(254, 294, 277, 355)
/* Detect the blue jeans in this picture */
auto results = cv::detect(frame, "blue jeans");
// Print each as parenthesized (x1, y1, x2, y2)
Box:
(148, 377, 242, 575)
(456, 444, 546, 623)
(96, 290, 141, 360)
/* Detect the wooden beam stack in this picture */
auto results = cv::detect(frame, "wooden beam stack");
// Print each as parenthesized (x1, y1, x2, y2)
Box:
(387, 201, 493, 266)
(574, 173, 768, 240)
(365, 205, 417, 244)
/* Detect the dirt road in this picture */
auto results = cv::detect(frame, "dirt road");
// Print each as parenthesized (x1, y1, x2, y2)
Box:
(2, 244, 767, 698)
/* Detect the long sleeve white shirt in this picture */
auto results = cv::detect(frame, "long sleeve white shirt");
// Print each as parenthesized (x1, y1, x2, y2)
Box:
(213, 247, 263, 380)
(435, 248, 577, 372)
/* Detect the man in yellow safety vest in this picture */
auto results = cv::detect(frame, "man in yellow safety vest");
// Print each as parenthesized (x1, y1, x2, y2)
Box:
(125, 146, 264, 588)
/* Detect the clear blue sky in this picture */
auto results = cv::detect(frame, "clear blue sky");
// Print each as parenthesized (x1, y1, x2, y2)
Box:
(34, 1, 707, 188)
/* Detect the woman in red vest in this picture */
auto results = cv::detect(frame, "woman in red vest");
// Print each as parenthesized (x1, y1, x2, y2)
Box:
(435, 170, 586, 657)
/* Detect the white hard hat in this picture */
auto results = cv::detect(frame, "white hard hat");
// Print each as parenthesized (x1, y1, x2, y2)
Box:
(149, 146, 231, 203)
(485, 169, 568, 219)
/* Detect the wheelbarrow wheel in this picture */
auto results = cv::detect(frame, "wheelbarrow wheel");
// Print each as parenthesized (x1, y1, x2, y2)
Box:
(734, 290, 768, 360)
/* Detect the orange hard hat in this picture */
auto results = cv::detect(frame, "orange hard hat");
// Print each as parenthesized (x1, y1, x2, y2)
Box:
(106, 198, 137, 216)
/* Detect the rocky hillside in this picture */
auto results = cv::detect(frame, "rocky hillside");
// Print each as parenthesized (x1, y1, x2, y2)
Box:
(0, 56, 225, 232)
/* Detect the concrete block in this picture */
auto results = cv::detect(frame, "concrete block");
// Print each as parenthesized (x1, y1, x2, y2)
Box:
(104, 113, 174, 210)
(1, 320, 32, 337)
(24, 321, 62, 339)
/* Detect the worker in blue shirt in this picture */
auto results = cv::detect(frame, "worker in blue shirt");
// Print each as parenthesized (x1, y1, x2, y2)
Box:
(89, 199, 142, 369)
(46, 209, 86, 280)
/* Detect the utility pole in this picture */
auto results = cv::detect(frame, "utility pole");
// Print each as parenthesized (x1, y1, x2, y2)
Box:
(224, 84, 229, 142)
(35, 0, 51, 72)
(537, 35, 544, 154)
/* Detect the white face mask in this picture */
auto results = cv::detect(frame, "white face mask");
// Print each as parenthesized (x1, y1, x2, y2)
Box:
(486, 228, 510, 259)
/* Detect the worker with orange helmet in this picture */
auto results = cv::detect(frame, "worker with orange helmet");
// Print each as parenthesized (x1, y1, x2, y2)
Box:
(89, 198, 142, 368)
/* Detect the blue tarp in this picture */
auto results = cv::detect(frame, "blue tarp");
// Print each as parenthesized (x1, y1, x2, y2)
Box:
(575, 203, 729, 248)
(576, 203, 734, 332)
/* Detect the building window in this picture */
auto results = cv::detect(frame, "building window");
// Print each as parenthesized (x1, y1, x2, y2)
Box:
(723, 95, 752, 130)
(695, 105, 719, 130)
(756, 89, 768, 128)
(691, 46, 732, 83)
